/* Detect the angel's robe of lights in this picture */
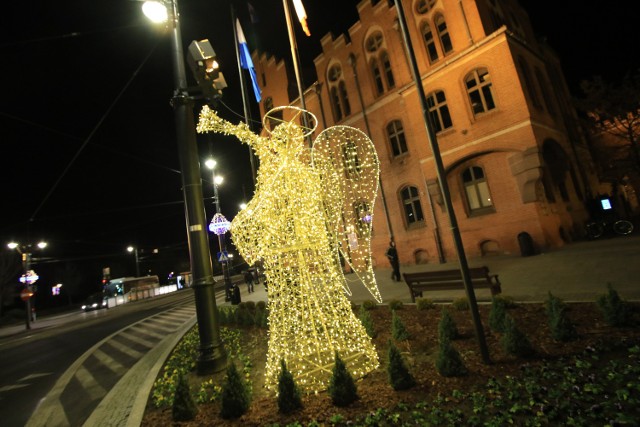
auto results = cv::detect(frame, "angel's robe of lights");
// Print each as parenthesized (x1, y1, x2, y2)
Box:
(197, 106, 381, 392)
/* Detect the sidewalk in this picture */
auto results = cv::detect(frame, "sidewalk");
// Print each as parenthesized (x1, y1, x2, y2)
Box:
(235, 233, 640, 305)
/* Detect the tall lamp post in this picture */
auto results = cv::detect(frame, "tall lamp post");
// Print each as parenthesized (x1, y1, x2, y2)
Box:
(8, 241, 47, 330)
(142, 0, 226, 374)
(126, 246, 141, 277)
(205, 158, 233, 301)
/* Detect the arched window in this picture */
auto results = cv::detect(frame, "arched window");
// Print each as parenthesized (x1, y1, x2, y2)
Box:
(462, 166, 494, 214)
(387, 120, 408, 157)
(465, 68, 496, 116)
(365, 31, 395, 96)
(535, 67, 556, 116)
(381, 52, 395, 89)
(342, 139, 362, 179)
(435, 14, 453, 55)
(401, 186, 425, 225)
(421, 22, 439, 63)
(426, 90, 453, 132)
(353, 201, 372, 237)
(370, 58, 384, 95)
(327, 63, 351, 121)
(415, 0, 436, 15)
(518, 57, 543, 110)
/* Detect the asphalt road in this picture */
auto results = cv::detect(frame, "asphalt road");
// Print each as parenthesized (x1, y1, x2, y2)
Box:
(0, 290, 195, 427)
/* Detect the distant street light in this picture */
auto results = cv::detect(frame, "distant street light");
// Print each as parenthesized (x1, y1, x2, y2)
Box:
(127, 246, 141, 277)
(7, 240, 47, 330)
(205, 158, 233, 301)
(142, 0, 226, 374)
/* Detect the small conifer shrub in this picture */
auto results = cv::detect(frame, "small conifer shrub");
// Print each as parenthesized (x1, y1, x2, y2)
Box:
(452, 297, 469, 311)
(489, 296, 508, 333)
(359, 305, 377, 338)
(328, 352, 358, 407)
(362, 299, 378, 310)
(597, 284, 632, 327)
(546, 292, 577, 341)
(220, 363, 251, 419)
(387, 340, 416, 390)
(388, 299, 404, 311)
(277, 359, 303, 414)
(435, 338, 467, 377)
(172, 374, 198, 421)
(438, 307, 458, 342)
(501, 315, 534, 358)
(391, 310, 410, 341)
(416, 298, 435, 310)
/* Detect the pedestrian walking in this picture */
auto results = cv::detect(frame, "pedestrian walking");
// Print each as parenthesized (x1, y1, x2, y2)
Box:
(243, 270, 254, 293)
(386, 240, 401, 282)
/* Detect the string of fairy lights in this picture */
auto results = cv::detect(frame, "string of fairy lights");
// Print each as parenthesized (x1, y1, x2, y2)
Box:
(197, 105, 381, 393)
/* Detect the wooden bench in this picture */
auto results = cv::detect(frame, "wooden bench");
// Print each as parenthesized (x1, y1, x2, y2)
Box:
(403, 266, 501, 302)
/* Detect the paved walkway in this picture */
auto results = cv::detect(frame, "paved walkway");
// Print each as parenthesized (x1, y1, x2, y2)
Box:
(239, 233, 640, 305)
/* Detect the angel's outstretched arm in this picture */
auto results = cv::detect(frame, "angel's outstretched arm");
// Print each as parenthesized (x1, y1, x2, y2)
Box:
(197, 106, 272, 154)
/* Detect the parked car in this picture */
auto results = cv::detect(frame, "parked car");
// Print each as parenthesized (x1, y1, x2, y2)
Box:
(81, 293, 108, 311)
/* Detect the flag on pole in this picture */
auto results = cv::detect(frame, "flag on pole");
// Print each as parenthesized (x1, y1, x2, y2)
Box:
(236, 19, 262, 103)
(247, 2, 259, 23)
(292, 0, 311, 37)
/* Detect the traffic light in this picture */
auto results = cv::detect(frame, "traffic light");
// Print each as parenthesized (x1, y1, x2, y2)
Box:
(187, 39, 227, 102)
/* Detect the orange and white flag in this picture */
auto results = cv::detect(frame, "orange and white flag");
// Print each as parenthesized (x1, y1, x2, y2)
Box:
(292, 0, 311, 36)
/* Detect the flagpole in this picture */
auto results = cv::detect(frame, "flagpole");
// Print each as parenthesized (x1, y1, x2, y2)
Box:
(231, 6, 257, 185)
(282, 0, 311, 146)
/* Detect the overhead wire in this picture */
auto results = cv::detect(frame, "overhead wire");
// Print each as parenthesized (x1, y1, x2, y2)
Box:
(29, 38, 161, 222)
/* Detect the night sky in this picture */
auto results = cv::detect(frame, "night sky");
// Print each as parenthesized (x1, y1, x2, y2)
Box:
(1, 0, 637, 281)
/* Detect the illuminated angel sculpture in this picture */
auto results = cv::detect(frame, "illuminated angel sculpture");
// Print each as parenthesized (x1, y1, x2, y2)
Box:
(197, 105, 381, 392)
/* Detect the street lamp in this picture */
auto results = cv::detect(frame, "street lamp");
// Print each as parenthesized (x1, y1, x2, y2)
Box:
(205, 158, 233, 301)
(7, 240, 47, 330)
(142, 0, 226, 374)
(127, 246, 141, 277)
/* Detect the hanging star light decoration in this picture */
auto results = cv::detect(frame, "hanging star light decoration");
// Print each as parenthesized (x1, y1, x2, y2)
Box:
(197, 105, 381, 392)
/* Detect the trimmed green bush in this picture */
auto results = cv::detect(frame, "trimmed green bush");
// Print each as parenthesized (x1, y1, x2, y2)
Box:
(359, 305, 377, 338)
(391, 310, 410, 341)
(501, 315, 534, 358)
(277, 359, 302, 414)
(438, 307, 458, 342)
(361, 299, 378, 310)
(220, 363, 251, 419)
(597, 284, 632, 327)
(256, 300, 267, 311)
(489, 296, 508, 333)
(172, 374, 198, 421)
(416, 298, 435, 310)
(546, 292, 577, 341)
(387, 340, 416, 390)
(452, 297, 469, 311)
(435, 338, 467, 377)
(388, 299, 404, 311)
(328, 352, 358, 407)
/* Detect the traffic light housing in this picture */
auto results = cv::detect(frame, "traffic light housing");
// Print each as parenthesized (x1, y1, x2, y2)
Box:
(187, 39, 227, 102)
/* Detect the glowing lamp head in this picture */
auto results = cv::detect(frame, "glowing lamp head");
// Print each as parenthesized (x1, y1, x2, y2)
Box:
(142, 1, 168, 23)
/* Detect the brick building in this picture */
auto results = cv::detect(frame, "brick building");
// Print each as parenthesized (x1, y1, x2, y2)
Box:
(251, 0, 600, 267)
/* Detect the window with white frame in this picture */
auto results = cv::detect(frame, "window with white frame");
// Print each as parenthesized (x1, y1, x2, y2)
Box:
(465, 68, 496, 116)
(387, 120, 408, 157)
(328, 63, 351, 121)
(426, 90, 453, 132)
(462, 166, 494, 214)
(401, 185, 425, 225)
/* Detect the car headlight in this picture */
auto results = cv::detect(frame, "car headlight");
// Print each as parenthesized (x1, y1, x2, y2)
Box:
(81, 305, 87, 310)
(91, 303, 98, 308)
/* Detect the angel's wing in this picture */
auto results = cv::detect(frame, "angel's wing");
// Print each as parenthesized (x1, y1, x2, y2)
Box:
(311, 126, 382, 302)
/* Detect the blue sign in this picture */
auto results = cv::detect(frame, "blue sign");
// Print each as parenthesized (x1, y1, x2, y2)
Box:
(217, 251, 229, 262)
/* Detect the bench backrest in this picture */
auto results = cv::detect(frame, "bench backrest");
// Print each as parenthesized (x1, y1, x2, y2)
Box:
(403, 266, 490, 283)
